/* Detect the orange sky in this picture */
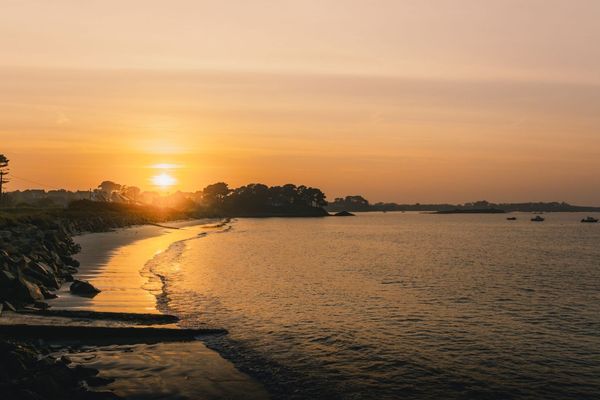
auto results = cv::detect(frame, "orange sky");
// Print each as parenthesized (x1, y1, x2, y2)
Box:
(2, 0, 600, 203)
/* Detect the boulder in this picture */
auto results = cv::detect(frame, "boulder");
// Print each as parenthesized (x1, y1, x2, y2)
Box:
(61, 256, 80, 268)
(15, 277, 44, 303)
(16, 255, 32, 269)
(48, 361, 77, 386)
(64, 266, 79, 274)
(0, 270, 16, 288)
(30, 371, 63, 399)
(85, 376, 115, 387)
(5, 350, 30, 378)
(33, 301, 50, 310)
(24, 261, 61, 290)
(41, 286, 58, 299)
(70, 280, 101, 297)
(72, 365, 100, 379)
(60, 355, 72, 365)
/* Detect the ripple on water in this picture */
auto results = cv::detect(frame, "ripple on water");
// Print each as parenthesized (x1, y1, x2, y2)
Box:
(150, 213, 600, 399)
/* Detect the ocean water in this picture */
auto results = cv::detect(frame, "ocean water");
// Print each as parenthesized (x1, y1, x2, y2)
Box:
(147, 213, 600, 399)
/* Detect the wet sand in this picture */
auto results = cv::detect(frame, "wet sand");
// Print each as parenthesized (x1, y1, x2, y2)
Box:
(68, 342, 268, 400)
(49, 222, 197, 313)
(46, 219, 269, 400)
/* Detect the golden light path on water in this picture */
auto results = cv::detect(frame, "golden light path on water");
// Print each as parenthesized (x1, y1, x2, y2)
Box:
(45, 213, 600, 399)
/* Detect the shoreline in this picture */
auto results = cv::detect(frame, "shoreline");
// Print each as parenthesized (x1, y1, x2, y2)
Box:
(53, 219, 270, 399)
(49, 217, 232, 313)
(49, 222, 183, 313)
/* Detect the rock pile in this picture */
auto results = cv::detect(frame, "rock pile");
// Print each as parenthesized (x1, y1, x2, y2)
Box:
(0, 339, 118, 399)
(0, 221, 81, 310)
(0, 209, 189, 400)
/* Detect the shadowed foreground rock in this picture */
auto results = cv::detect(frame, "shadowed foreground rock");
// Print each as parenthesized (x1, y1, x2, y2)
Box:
(0, 340, 119, 400)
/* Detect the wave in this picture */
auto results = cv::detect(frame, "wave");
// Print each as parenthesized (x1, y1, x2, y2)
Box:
(140, 219, 233, 313)
(199, 217, 234, 229)
(138, 219, 342, 399)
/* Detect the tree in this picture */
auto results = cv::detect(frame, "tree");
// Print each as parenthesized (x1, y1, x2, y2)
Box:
(329, 195, 369, 211)
(228, 183, 270, 210)
(281, 184, 299, 205)
(121, 186, 141, 203)
(296, 185, 327, 208)
(202, 182, 230, 207)
(308, 187, 327, 207)
(97, 181, 122, 202)
(0, 154, 9, 204)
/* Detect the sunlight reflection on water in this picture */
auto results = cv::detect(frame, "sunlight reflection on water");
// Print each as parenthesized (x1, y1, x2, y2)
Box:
(152, 212, 600, 399)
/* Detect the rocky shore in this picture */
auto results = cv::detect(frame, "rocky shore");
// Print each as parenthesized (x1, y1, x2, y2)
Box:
(0, 218, 120, 398)
(0, 339, 118, 400)
(0, 206, 197, 400)
(0, 220, 81, 310)
(0, 200, 196, 308)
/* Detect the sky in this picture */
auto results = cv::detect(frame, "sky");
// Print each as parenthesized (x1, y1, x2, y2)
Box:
(2, 0, 600, 204)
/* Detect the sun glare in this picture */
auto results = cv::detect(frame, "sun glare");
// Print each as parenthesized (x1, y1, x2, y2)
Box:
(152, 163, 180, 170)
(152, 172, 176, 188)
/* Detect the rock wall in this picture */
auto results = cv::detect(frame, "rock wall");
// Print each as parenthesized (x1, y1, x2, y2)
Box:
(0, 210, 189, 400)
(0, 221, 80, 309)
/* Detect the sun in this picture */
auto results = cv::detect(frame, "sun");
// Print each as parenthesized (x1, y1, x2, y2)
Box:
(152, 172, 176, 188)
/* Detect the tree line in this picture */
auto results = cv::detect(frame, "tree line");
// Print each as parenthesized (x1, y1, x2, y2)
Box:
(327, 196, 600, 213)
(1, 168, 329, 217)
(200, 182, 327, 215)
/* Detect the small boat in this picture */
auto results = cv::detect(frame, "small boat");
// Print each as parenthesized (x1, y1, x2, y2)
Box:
(531, 216, 545, 222)
(507, 217, 517, 220)
(581, 216, 599, 223)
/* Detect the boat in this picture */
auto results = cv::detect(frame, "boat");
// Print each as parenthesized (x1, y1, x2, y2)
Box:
(531, 216, 545, 222)
(507, 217, 517, 220)
(581, 216, 599, 223)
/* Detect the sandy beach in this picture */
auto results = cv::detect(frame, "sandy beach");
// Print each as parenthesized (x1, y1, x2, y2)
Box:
(47, 219, 269, 400)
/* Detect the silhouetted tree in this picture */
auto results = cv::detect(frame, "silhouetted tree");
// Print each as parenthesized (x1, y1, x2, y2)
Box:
(0, 154, 9, 204)
(202, 182, 230, 207)
(329, 195, 368, 211)
(122, 186, 141, 203)
(281, 184, 299, 205)
(228, 183, 270, 211)
(97, 181, 122, 202)
(296, 186, 327, 207)
(197, 181, 327, 215)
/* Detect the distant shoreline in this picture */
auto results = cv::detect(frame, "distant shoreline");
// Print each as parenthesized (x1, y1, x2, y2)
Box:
(433, 208, 506, 214)
(327, 204, 600, 213)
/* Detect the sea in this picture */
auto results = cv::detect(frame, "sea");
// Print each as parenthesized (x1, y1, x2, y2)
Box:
(145, 212, 600, 399)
